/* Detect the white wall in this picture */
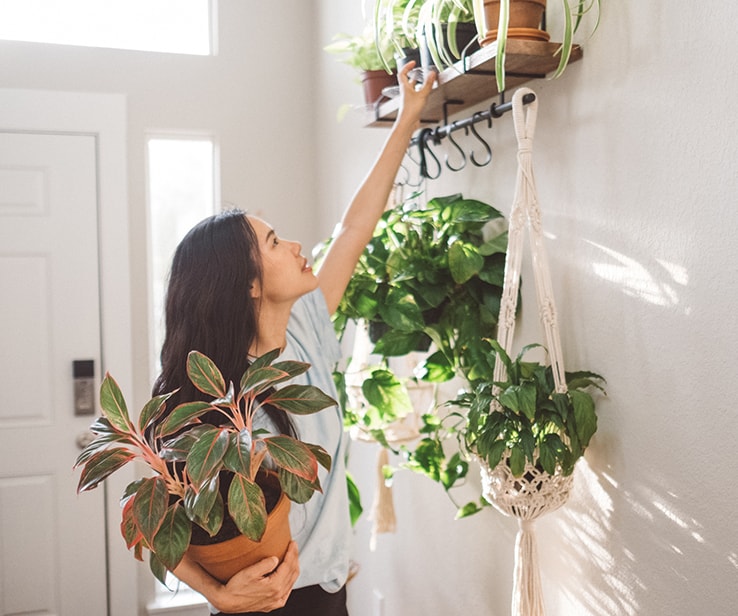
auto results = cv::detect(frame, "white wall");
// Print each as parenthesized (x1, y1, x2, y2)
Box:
(317, 1, 738, 615)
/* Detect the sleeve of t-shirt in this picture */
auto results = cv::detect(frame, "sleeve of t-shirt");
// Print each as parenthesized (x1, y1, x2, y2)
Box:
(287, 288, 341, 369)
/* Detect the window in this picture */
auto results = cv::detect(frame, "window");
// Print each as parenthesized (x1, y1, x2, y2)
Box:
(0, 0, 214, 55)
(147, 136, 217, 382)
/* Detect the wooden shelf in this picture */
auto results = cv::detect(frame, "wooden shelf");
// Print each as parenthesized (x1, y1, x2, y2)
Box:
(366, 39, 582, 127)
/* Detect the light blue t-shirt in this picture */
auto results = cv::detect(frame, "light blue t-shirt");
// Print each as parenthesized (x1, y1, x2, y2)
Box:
(278, 288, 350, 592)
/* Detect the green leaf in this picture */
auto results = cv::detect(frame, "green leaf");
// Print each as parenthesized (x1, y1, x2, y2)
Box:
(416, 351, 455, 383)
(264, 436, 318, 482)
(227, 475, 267, 542)
(373, 330, 427, 356)
(156, 401, 212, 438)
(571, 390, 597, 447)
(76, 448, 135, 492)
(99, 373, 132, 433)
(456, 501, 483, 519)
(518, 382, 538, 420)
(149, 552, 169, 588)
(478, 231, 508, 256)
(346, 470, 363, 527)
(361, 369, 413, 421)
(538, 440, 556, 475)
(509, 446, 526, 477)
(263, 384, 336, 415)
(186, 351, 226, 398)
(449, 241, 484, 284)
(138, 392, 174, 434)
(132, 476, 169, 545)
(185, 427, 229, 486)
(152, 504, 191, 571)
(377, 288, 424, 332)
(483, 439, 507, 470)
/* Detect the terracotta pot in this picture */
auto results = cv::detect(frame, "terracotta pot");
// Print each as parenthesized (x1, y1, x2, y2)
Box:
(477, 0, 547, 47)
(186, 479, 292, 584)
(361, 69, 397, 106)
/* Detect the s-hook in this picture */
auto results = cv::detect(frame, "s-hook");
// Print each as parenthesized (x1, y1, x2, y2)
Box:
(445, 123, 468, 172)
(417, 127, 442, 180)
(469, 111, 492, 167)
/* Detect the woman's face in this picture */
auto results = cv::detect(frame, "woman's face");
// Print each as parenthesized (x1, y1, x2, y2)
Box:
(247, 215, 319, 306)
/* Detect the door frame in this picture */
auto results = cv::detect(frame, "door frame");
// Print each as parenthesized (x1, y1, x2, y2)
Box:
(1, 88, 135, 616)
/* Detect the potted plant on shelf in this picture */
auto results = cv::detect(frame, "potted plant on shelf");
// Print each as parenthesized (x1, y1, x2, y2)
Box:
(417, 0, 480, 72)
(372, 0, 427, 75)
(74, 349, 335, 585)
(471, 0, 602, 90)
(325, 26, 398, 106)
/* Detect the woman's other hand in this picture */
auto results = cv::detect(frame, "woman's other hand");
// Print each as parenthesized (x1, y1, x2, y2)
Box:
(204, 541, 301, 614)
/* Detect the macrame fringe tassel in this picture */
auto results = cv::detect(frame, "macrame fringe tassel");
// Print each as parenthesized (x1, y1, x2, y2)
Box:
(369, 447, 396, 551)
(512, 519, 545, 616)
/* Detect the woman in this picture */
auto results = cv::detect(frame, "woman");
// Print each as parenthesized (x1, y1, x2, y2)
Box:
(154, 62, 434, 615)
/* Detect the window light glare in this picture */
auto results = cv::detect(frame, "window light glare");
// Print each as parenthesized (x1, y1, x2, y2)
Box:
(0, 0, 212, 55)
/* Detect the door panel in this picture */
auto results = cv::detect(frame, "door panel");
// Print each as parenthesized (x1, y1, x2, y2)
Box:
(0, 132, 108, 615)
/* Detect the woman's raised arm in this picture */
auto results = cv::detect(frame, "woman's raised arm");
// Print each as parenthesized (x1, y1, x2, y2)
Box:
(318, 62, 435, 314)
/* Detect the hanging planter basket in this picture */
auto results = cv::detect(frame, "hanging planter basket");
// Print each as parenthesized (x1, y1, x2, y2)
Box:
(479, 452, 573, 520)
(473, 87, 588, 616)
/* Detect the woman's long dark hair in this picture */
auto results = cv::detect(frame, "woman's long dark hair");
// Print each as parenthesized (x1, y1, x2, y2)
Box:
(152, 209, 293, 436)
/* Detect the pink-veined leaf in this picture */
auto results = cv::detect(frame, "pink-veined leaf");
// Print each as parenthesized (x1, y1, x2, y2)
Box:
(76, 448, 136, 492)
(74, 432, 133, 467)
(263, 384, 336, 415)
(222, 431, 251, 477)
(187, 351, 226, 397)
(138, 391, 175, 434)
(132, 476, 169, 545)
(99, 373, 132, 432)
(264, 436, 318, 482)
(156, 401, 212, 438)
(185, 427, 229, 486)
(278, 467, 322, 504)
(152, 503, 192, 571)
(227, 474, 267, 542)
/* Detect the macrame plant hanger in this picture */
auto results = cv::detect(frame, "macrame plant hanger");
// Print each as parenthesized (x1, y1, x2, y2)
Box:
(479, 87, 574, 616)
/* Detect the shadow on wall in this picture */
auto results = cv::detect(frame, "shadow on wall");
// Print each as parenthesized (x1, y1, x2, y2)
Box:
(552, 442, 738, 616)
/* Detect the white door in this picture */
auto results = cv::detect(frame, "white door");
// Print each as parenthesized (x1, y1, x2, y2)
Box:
(0, 131, 108, 614)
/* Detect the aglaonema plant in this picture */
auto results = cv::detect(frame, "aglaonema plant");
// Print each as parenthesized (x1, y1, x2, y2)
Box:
(74, 349, 335, 584)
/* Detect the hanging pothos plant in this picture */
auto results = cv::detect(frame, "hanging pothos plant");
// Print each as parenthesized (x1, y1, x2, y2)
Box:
(319, 192, 511, 517)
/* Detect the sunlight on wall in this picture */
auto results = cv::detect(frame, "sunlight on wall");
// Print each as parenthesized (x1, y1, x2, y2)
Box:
(552, 460, 642, 616)
(0, 0, 213, 55)
(585, 240, 689, 310)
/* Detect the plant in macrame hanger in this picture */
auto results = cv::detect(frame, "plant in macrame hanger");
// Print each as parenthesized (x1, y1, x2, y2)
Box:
(456, 87, 606, 616)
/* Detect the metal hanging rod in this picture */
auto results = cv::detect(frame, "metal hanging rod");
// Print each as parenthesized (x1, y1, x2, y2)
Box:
(409, 92, 535, 149)
(407, 92, 536, 180)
